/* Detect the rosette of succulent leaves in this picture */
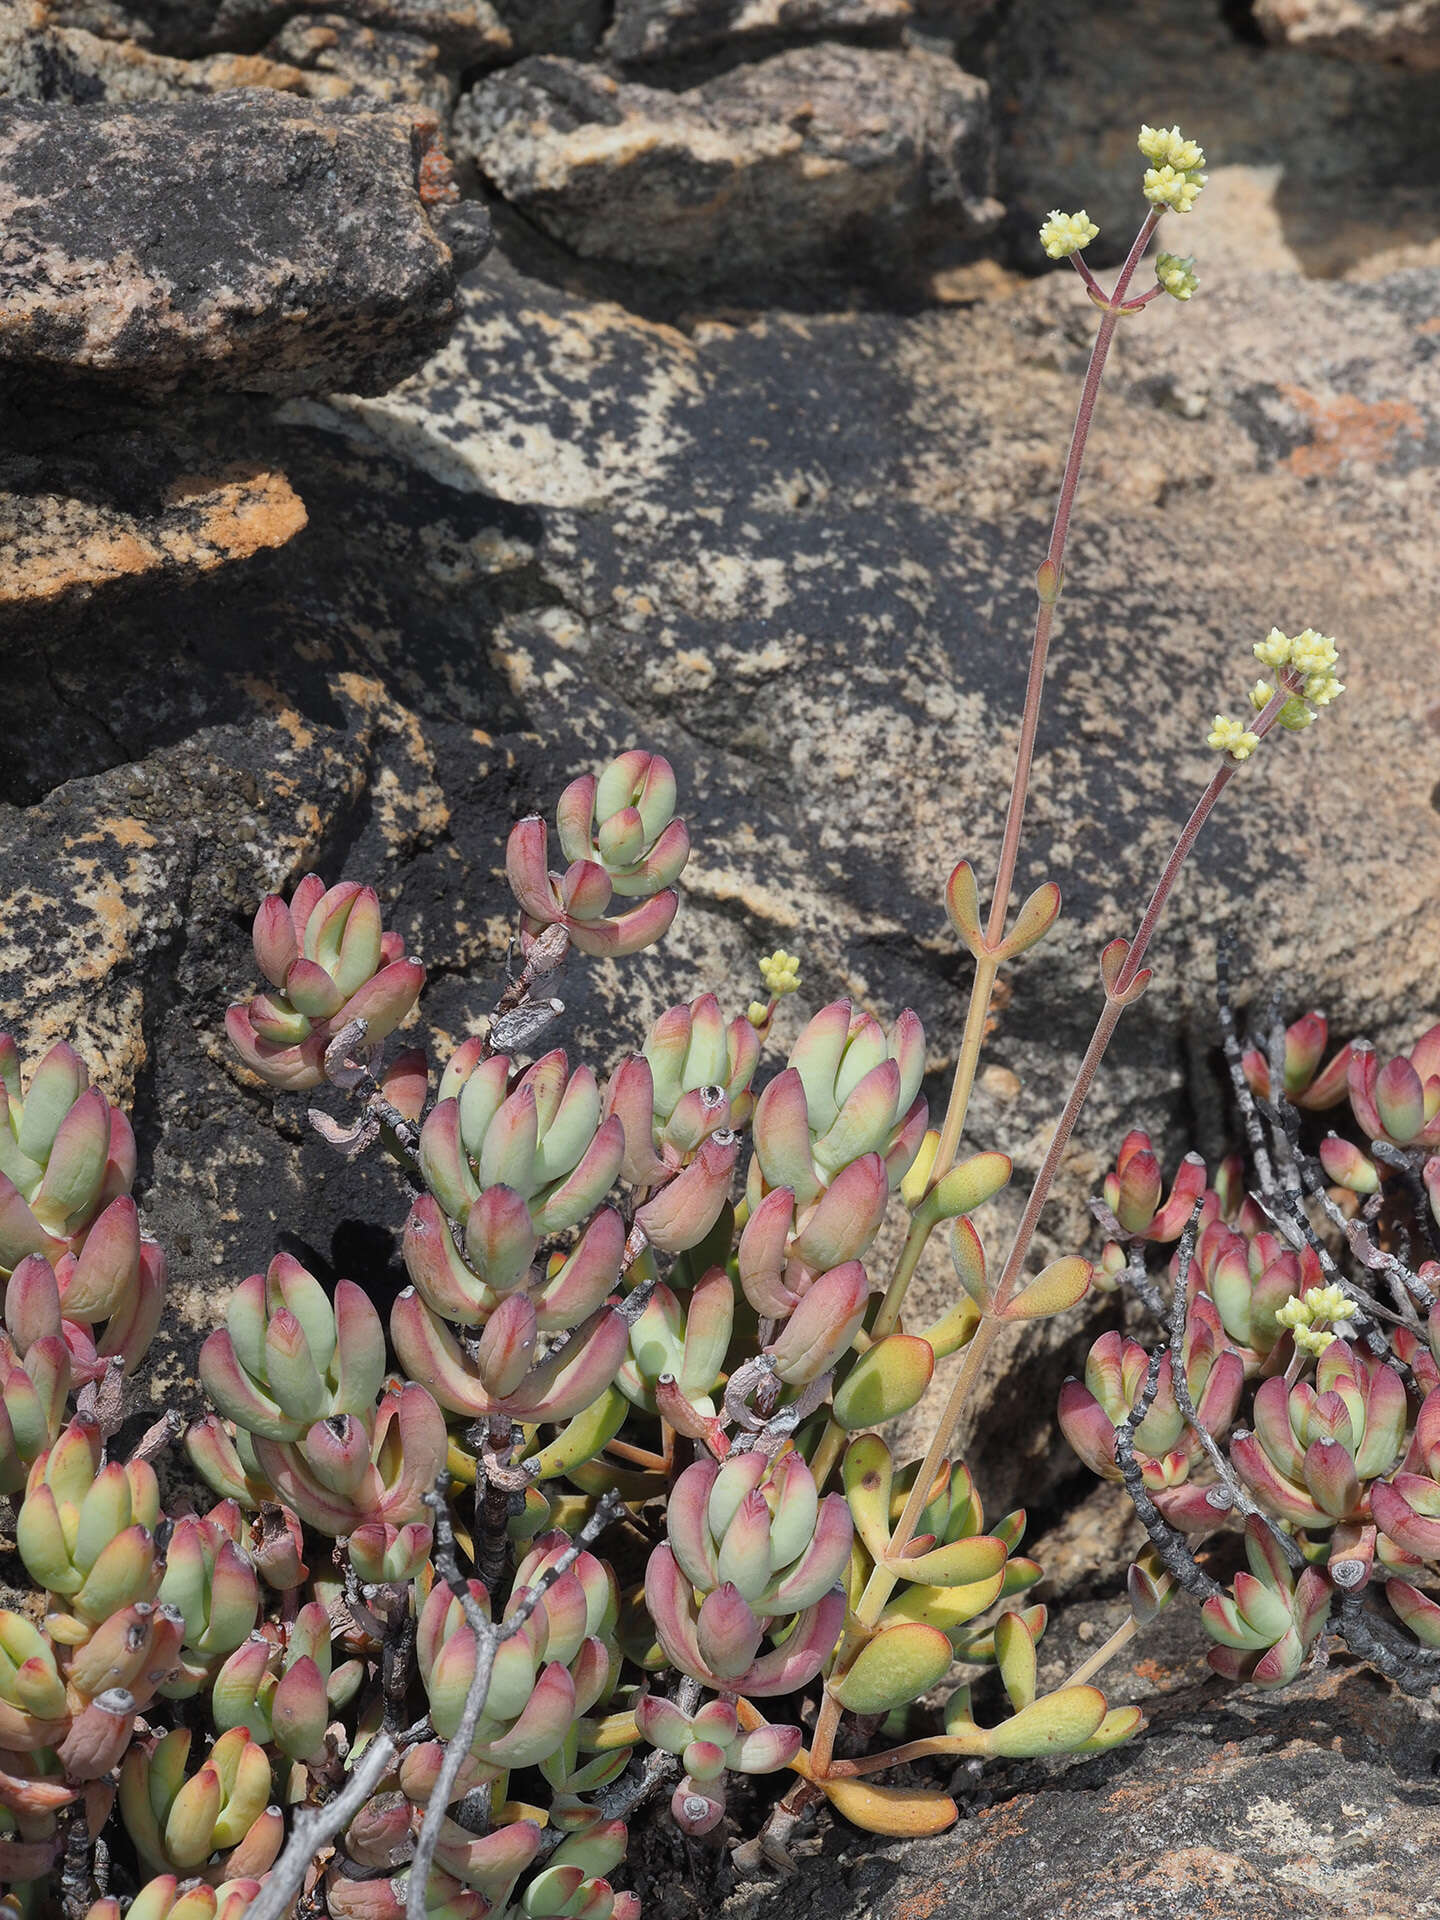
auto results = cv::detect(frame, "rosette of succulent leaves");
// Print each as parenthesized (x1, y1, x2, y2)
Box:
(1, 125, 1422, 1920)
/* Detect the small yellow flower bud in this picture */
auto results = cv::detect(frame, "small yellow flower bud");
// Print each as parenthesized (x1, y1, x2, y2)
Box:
(1038, 209, 1100, 259)
(758, 948, 801, 996)
(1289, 629, 1338, 675)
(1293, 1323, 1339, 1357)
(1138, 125, 1206, 174)
(747, 1000, 771, 1027)
(1275, 1284, 1354, 1355)
(1144, 165, 1205, 214)
(1253, 628, 1292, 670)
(1206, 715, 1260, 761)
(1154, 251, 1199, 300)
(1249, 680, 1275, 712)
(1305, 672, 1344, 707)
(1303, 1283, 1356, 1324)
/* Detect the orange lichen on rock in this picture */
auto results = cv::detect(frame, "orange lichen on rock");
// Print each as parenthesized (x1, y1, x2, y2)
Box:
(1279, 384, 1424, 477)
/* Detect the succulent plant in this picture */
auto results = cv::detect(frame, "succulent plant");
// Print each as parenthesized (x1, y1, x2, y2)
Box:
(1201, 1518, 1332, 1688)
(1233, 1340, 1406, 1532)
(644, 1454, 850, 1695)
(506, 752, 689, 959)
(636, 1694, 800, 1835)
(0, 1037, 135, 1274)
(1240, 1010, 1352, 1110)
(1059, 1296, 1244, 1495)
(226, 877, 425, 1092)
(418, 1534, 619, 1772)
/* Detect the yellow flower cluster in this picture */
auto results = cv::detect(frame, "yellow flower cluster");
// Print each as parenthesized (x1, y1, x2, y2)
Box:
(1038, 209, 1100, 259)
(1275, 1283, 1357, 1357)
(1138, 125, 1206, 172)
(1154, 251, 1199, 300)
(1252, 627, 1345, 708)
(1138, 124, 1206, 214)
(1206, 715, 1260, 762)
(758, 948, 802, 996)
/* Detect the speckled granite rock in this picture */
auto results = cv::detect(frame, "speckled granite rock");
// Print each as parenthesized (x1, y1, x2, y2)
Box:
(1256, 0, 1440, 70)
(3, 226, 1437, 1499)
(0, 426, 307, 611)
(0, 91, 474, 395)
(453, 46, 1002, 284)
(604, 0, 911, 65)
(0, 10, 450, 112)
(260, 14, 453, 112)
(0, 6, 320, 100)
(116, 0, 513, 62)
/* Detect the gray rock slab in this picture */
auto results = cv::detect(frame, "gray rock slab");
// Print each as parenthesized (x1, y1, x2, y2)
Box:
(453, 46, 1002, 285)
(0, 91, 470, 394)
(605, 0, 912, 65)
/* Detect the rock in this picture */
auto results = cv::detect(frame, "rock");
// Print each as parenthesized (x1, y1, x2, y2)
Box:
(0, 11, 330, 104)
(1256, 0, 1440, 71)
(119, 0, 514, 63)
(988, 0, 1440, 280)
(0, 425, 307, 613)
(5, 237, 1438, 1505)
(604, 0, 911, 66)
(453, 47, 1001, 287)
(0, 92, 469, 395)
(491, 0, 605, 58)
(263, 14, 453, 114)
(723, 1604, 1440, 1920)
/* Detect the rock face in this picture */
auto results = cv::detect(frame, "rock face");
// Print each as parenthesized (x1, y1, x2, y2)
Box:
(117, 0, 516, 63)
(1256, 0, 1440, 70)
(0, 14, 1438, 1915)
(604, 0, 913, 65)
(454, 45, 1001, 283)
(0, 91, 474, 394)
(0, 429, 307, 610)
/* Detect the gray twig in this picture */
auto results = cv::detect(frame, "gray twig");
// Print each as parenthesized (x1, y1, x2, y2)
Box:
(1114, 1209, 1222, 1601)
(1114, 1345, 1222, 1601)
(245, 1729, 402, 1920)
(406, 1485, 625, 1920)
(1215, 939, 1275, 1196)
(1336, 1591, 1440, 1697)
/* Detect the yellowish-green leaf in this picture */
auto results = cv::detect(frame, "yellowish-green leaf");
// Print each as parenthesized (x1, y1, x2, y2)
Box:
(994, 1610, 1037, 1711)
(921, 1294, 980, 1361)
(914, 1152, 1012, 1231)
(842, 1433, 895, 1563)
(1000, 1256, 1092, 1322)
(996, 880, 1061, 960)
(1073, 1705, 1145, 1753)
(815, 1775, 959, 1837)
(988, 1686, 1108, 1759)
(526, 1387, 629, 1479)
(881, 1569, 1008, 1634)
(886, 1534, 1007, 1590)
(948, 1216, 990, 1309)
(944, 860, 984, 954)
(833, 1335, 934, 1431)
(831, 1623, 954, 1716)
